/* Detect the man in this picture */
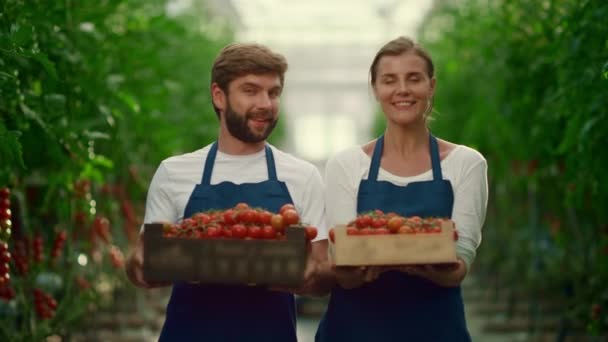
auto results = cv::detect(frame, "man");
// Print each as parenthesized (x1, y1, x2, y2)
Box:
(125, 43, 332, 341)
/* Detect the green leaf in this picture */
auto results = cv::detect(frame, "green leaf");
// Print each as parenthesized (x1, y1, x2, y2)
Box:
(90, 155, 114, 169)
(20, 102, 50, 133)
(0, 71, 16, 80)
(32, 53, 59, 80)
(79, 162, 104, 183)
(83, 130, 111, 140)
(0, 127, 26, 170)
(116, 91, 140, 114)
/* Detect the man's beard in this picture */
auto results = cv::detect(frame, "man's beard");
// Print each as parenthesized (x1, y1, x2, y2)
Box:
(224, 102, 278, 143)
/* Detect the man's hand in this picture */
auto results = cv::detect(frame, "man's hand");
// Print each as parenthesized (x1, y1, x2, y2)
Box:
(271, 240, 334, 296)
(125, 233, 170, 289)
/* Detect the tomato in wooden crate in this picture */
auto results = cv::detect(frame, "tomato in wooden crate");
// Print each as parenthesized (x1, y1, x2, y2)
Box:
(142, 203, 317, 287)
(330, 211, 458, 266)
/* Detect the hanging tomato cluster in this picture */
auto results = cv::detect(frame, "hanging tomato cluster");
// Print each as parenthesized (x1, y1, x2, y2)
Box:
(0, 241, 14, 301)
(0, 187, 11, 241)
(162, 203, 318, 241)
(50, 230, 68, 261)
(0, 187, 12, 297)
(33, 288, 58, 320)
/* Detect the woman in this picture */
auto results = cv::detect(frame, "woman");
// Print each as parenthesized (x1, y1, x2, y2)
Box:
(315, 36, 488, 341)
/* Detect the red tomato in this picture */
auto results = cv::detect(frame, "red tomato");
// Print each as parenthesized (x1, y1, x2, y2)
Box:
(279, 203, 296, 215)
(407, 216, 422, 226)
(180, 218, 197, 230)
(238, 209, 257, 224)
(248, 226, 263, 239)
(0, 188, 9, 199)
(374, 228, 389, 234)
(304, 226, 318, 241)
(47, 298, 58, 310)
(206, 226, 221, 238)
(262, 225, 276, 239)
(270, 214, 285, 232)
(0, 209, 11, 220)
(356, 215, 372, 228)
(0, 252, 10, 263)
(235, 202, 249, 210)
(371, 217, 387, 229)
(259, 210, 272, 225)
(346, 226, 359, 235)
(398, 225, 415, 234)
(359, 227, 373, 235)
(223, 209, 236, 225)
(281, 209, 300, 226)
(0, 198, 9, 210)
(231, 224, 247, 239)
(249, 210, 261, 224)
(387, 216, 404, 233)
(193, 213, 211, 225)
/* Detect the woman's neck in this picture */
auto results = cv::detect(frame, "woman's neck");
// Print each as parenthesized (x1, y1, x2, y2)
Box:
(383, 123, 429, 159)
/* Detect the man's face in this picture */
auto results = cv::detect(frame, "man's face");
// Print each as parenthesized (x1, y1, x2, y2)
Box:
(221, 74, 282, 143)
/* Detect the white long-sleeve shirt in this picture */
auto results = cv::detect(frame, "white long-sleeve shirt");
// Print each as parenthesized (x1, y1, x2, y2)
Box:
(324, 144, 488, 270)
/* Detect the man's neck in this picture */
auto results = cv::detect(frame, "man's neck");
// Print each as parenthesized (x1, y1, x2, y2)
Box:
(217, 129, 266, 155)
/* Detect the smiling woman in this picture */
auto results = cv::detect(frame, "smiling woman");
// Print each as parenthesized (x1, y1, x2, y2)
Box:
(316, 36, 489, 341)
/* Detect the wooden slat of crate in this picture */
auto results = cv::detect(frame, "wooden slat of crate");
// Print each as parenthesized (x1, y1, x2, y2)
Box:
(143, 223, 307, 287)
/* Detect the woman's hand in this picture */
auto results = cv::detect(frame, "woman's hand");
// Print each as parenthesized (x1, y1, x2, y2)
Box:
(332, 265, 383, 289)
(393, 258, 467, 287)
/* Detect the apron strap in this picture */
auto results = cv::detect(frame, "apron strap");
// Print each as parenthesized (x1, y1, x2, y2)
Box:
(201, 142, 278, 184)
(368, 134, 443, 181)
(429, 134, 444, 181)
(367, 135, 384, 181)
(265, 145, 278, 181)
(201, 142, 219, 185)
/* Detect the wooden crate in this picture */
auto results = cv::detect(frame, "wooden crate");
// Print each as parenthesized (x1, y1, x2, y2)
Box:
(332, 220, 457, 266)
(143, 223, 307, 287)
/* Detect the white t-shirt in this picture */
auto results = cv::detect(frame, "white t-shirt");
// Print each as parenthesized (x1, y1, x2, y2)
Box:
(143, 144, 328, 241)
(324, 144, 488, 269)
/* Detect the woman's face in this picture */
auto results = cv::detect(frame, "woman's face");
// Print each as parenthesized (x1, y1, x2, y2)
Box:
(373, 52, 435, 127)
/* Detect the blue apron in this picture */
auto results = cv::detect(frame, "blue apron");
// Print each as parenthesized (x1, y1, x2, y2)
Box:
(159, 142, 298, 342)
(316, 134, 471, 342)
